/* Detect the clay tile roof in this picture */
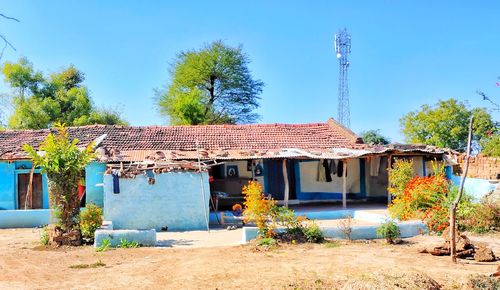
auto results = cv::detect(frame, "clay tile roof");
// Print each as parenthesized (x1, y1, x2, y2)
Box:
(0, 118, 361, 160)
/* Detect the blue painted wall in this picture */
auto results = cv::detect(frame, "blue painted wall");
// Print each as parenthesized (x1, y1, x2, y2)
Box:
(85, 162, 106, 207)
(103, 172, 210, 231)
(448, 173, 496, 201)
(0, 161, 49, 210)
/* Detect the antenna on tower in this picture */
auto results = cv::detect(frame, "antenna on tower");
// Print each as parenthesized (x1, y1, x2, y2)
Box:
(334, 28, 351, 127)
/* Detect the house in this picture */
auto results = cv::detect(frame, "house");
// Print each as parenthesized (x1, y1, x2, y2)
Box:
(0, 118, 450, 230)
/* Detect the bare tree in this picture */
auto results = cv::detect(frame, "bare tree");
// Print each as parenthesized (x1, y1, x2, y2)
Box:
(0, 12, 19, 60)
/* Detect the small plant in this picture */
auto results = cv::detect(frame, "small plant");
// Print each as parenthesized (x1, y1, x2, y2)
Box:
(387, 158, 415, 198)
(96, 238, 111, 252)
(39, 225, 49, 246)
(257, 237, 277, 247)
(376, 220, 401, 244)
(303, 221, 324, 243)
(79, 203, 103, 242)
(119, 238, 139, 248)
(339, 215, 354, 240)
(69, 260, 106, 269)
(467, 274, 500, 290)
(324, 240, 341, 248)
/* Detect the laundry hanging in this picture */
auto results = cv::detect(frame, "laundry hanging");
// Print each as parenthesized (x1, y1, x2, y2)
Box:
(112, 169, 120, 194)
(370, 156, 381, 177)
(316, 159, 326, 182)
(337, 160, 347, 177)
(323, 159, 332, 182)
(328, 160, 337, 175)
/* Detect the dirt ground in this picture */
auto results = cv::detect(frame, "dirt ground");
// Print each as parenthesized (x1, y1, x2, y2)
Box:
(0, 228, 498, 290)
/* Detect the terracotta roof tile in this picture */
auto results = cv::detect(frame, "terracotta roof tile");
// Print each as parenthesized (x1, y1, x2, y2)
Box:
(0, 118, 361, 160)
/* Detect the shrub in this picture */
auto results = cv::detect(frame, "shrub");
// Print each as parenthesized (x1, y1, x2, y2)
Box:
(376, 220, 401, 244)
(459, 199, 500, 233)
(242, 181, 276, 238)
(40, 226, 49, 245)
(480, 134, 500, 157)
(96, 238, 111, 252)
(303, 221, 324, 243)
(389, 173, 451, 233)
(257, 237, 277, 247)
(388, 159, 415, 198)
(339, 215, 354, 240)
(79, 203, 103, 241)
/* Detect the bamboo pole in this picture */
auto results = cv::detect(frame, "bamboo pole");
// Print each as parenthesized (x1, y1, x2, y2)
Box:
(282, 159, 289, 207)
(196, 140, 210, 232)
(387, 155, 393, 205)
(24, 166, 35, 209)
(342, 160, 347, 209)
(450, 116, 473, 263)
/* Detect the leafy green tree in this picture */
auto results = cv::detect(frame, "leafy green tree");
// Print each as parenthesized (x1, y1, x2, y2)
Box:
(1, 58, 127, 129)
(360, 129, 390, 145)
(157, 41, 264, 125)
(480, 134, 500, 157)
(24, 123, 94, 238)
(400, 99, 495, 150)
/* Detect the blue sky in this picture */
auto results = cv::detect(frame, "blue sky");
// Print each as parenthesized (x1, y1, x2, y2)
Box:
(1, 1, 499, 142)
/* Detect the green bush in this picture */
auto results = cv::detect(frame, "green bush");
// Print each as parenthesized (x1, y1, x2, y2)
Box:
(303, 222, 324, 243)
(257, 237, 277, 247)
(79, 203, 103, 241)
(40, 226, 49, 245)
(480, 134, 500, 157)
(388, 159, 414, 198)
(459, 199, 500, 233)
(376, 220, 401, 244)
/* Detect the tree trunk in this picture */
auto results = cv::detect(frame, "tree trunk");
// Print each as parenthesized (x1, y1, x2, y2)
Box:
(450, 115, 473, 263)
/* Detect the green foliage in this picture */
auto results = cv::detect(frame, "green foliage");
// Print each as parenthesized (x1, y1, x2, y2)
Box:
(303, 222, 324, 243)
(24, 123, 94, 232)
(400, 98, 495, 151)
(1, 58, 127, 129)
(467, 274, 500, 290)
(119, 238, 139, 248)
(79, 203, 103, 241)
(257, 237, 277, 247)
(480, 134, 500, 157)
(376, 220, 401, 244)
(96, 238, 111, 252)
(157, 40, 264, 125)
(458, 199, 500, 233)
(40, 226, 49, 246)
(387, 159, 415, 198)
(360, 129, 390, 145)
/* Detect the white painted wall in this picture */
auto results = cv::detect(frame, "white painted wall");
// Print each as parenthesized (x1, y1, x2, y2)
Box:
(298, 159, 360, 193)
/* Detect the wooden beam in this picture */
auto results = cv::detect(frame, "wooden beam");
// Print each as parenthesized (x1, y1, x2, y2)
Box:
(24, 166, 35, 209)
(387, 155, 393, 205)
(342, 159, 347, 209)
(282, 159, 289, 207)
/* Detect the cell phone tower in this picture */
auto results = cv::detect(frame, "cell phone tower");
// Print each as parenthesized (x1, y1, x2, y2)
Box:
(334, 28, 351, 127)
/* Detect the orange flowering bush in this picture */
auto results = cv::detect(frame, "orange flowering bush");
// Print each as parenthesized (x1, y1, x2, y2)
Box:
(389, 173, 451, 233)
(242, 181, 276, 237)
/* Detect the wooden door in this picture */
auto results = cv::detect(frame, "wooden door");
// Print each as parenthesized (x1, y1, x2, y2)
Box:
(17, 173, 43, 209)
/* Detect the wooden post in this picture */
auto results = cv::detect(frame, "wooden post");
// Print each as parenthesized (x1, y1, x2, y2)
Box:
(451, 116, 473, 263)
(251, 160, 255, 180)
(387, 155, 393, 205)
(342, 159, 347, 209)
(24, 166, 35, 209)
(282, 159, 289, 207)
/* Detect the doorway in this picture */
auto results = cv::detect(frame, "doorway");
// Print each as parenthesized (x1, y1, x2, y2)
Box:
(263, 159, 297, 200)
(17, 173, 43, 209)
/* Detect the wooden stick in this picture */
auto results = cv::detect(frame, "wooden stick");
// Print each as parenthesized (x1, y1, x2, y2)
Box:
(282, 159, 289, 207)
(450, 116, 473, 263)
(342, 159, 347, 209)
(387, 155, 393, 205)
(24, 166, 35, 209)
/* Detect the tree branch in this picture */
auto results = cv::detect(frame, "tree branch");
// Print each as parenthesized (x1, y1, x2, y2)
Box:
(0, 13, 20, 22)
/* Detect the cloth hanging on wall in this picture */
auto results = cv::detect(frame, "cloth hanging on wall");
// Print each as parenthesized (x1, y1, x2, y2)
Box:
(316, 159, 326, 182)
(337, 160, 347, 177)
(323, 159, 332, 182)
(112, 169, 120, 194)
(370, 156, 381, 177)
(328, 160, 337, 175)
